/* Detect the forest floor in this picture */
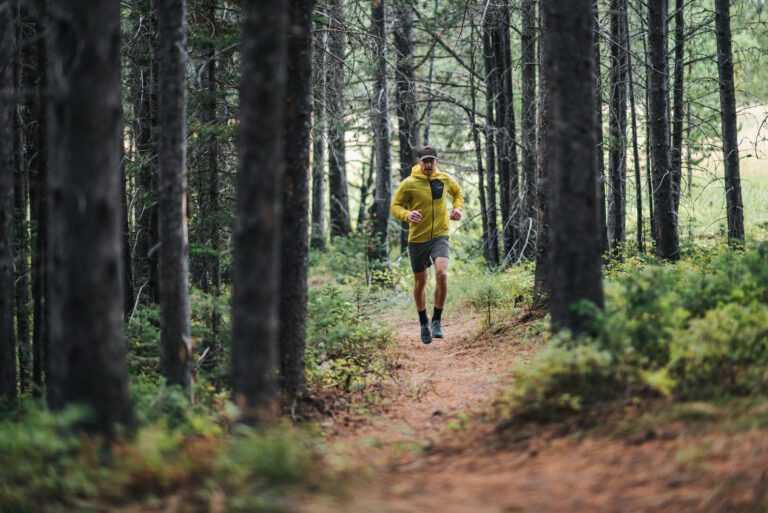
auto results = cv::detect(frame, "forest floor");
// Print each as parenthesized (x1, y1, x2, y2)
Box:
(295, 309, 768, 513)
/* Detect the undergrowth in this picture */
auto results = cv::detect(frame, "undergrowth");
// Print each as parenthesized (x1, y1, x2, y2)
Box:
(496, 242, 768, 425)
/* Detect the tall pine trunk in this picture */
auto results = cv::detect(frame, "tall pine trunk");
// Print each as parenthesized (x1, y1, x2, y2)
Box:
(47, 0, 133, 434)
(607, 0, 627, 254)
(533, 0, 551, 305)
(520, 0, 537, 260)
(327, 0, 351, 238)
(714, 0, 745, 245)
(647, 0, 679, 260)
(279, 0, 314, 402)
(157, 0, 193, 390)
(671, 0, 685, 213)
(393, 1, 419, 254)
(368, 0, 392, 270)
(310, 15, 327, 251)
(0, 5, 17, 404)
(593, 0, 608, 255)
(231, 0, 287, 423)
(482, 30, 500, 266)
(625, 7, 644, 253)
(547, 0, 604, 335)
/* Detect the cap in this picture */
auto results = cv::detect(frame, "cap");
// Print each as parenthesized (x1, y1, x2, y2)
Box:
(416, 146, 438, 161)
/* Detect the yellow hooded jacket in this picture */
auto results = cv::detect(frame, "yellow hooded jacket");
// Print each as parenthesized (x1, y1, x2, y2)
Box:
(390, 164, 464, 244)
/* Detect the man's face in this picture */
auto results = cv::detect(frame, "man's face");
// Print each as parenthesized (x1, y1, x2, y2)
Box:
(420, 157, 437, 176)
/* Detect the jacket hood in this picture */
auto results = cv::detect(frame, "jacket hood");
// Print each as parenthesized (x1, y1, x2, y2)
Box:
(410, 163, 443, 180)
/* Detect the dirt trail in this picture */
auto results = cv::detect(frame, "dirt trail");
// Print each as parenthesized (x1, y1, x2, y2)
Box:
(297, 313, 768, 513)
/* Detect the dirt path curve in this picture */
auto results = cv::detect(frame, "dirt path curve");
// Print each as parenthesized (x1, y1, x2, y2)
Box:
(296, 310, 768, 513)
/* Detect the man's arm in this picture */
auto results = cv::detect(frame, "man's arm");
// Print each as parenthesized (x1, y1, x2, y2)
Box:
(390, 180, 412, 222)
(448, 175, 464, 220)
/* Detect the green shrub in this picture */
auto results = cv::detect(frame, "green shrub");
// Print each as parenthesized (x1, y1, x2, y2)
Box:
(671, 303, 768, 398)
(497, 341, 634, 423)
(305, 285, 391, 391)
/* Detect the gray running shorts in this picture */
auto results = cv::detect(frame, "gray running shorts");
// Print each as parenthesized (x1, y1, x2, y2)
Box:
(408, 236, 450, 273)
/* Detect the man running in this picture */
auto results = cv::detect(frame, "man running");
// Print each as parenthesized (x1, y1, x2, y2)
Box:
(391, 146, 464, 344)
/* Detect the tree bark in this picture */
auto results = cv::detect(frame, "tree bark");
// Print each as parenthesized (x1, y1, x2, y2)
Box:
(310, 14, 327, 251)
(546, 0, 604, 335)
(625, 6, 644, 253)
(14, 14, 32, 395)
(231, 0, 287, 424)
(671, 0, 685, 213)
(714, 0, 745, 245)
(157, 0, 193, 390)
(0, 5, 17, 404)
(593, 0, 608, 256)
(279, 0, 313, 402)
(327, 0, 351, 238)
(482, 30, 500, 266)
(607, 0, 627, 254)
(470, 19, 491, 264)
(47, 0, 133, 434)
(647, 0, 679, 260)
(368, 0, 392, 271)
(393, 1, 419, 254)
(26, 0, 48, 392)
(533, 0, 551, 305)
(131, 0, 157, 305)
(520, 0, 537, 260)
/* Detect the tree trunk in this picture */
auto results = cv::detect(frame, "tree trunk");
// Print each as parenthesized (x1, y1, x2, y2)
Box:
(27, 0, 48, 392)
(546, 0, 604, 335)
(393, 1, 419, 254)
(520, 0, 537, 260)
(607, 0, 627, 254)
(647, 0, 679, 260)
(625, 6, 644, 253)
(310, 15, 327, 251)
(533, 0, 551, 305)
(489, 6, 519, 263)
(671, 0, 685, 213)
(279, 0, 313, 402)
(231, 0, 287, 424)
(47, 0, 133, 434)
(593, 0, 608, 256)
(14, 15, 32, 395)
(470, 19, 491, 264)
(482, 31, 500, 266)
(368, 0, 392, 271)
(641, 23, 655, 241)
(157, 0, 193, 390)
(714, 0, 745, 245)
(357, 149, 375, 230)
(131, 0, 156, 305)
(327, 0, 351, 238)
(0, 5, 17, 403)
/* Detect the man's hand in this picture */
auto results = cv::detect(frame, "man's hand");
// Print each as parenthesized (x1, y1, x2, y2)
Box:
(450, 208, 462, 221)
(407, 210, 422, 223)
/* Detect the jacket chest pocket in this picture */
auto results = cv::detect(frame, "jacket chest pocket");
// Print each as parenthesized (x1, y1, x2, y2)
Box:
(429, 180, 444, 200)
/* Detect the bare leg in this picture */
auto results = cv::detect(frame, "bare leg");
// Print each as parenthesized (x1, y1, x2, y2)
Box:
(433, 257, 449, 309)
(413, 269, 428, 312)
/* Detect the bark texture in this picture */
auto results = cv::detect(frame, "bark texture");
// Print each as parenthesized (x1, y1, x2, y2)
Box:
(671, 0, 685, 213)
(231, 0, 287, 423)
(520, 0, 537, 260)
(327, 0, 351, 238)
(368, 0, 392, 268)
(546, 0, 604, 334)
(157, 0, 193, 390)
(279, 0, 314, 402)
(393, 1, 419, 253)
(310, 15, 327, 251)
(647, 0, 680, 260)
(714, 0, 745, 245)
(607, 0, 627, 253)
(0, 6, 16, 403)
(47, 0, 133, 433)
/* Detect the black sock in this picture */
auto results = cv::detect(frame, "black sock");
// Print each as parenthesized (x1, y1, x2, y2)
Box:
(433, 307, 443, 321)
(418, 309, 429, 325)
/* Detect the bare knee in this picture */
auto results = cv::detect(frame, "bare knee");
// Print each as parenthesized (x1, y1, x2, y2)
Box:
(435, 268, 448, 284)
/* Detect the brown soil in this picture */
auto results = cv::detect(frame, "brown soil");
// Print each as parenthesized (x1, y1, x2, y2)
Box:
(295, 312, 768, 513)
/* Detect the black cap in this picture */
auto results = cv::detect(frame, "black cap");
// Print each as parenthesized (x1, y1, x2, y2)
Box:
(416, 146, 438, 161)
